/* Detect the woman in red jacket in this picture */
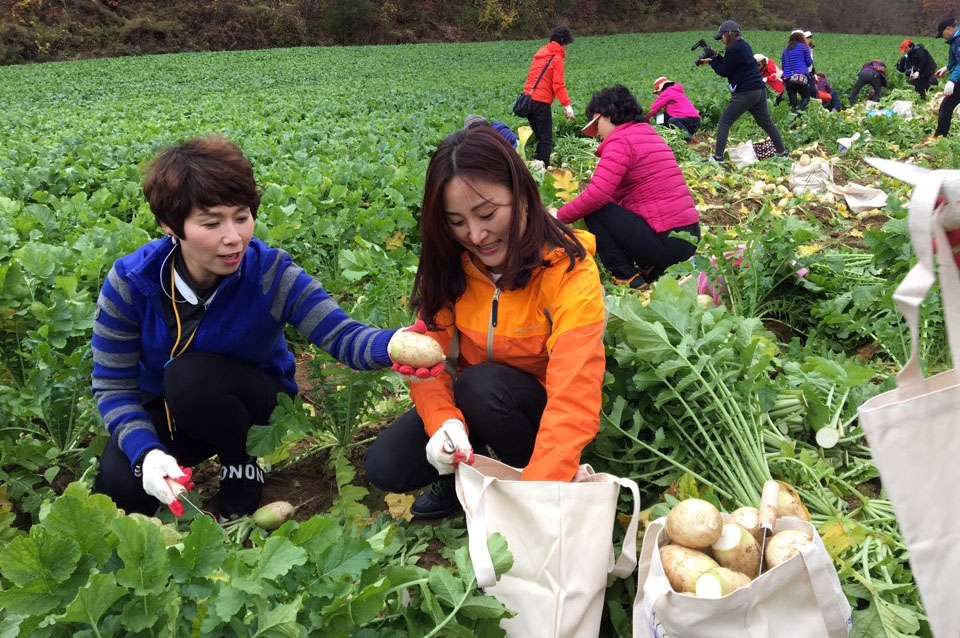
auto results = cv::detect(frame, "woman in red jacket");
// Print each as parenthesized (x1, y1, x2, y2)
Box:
(557, 85, 700, 289)
(522, 26, 576, 166)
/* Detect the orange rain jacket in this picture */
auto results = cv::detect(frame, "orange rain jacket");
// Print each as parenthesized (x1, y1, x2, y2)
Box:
(409, 230, 607, 482)
(523, 40, 572, 108)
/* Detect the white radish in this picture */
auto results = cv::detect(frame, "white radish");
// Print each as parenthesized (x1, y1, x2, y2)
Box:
(660, 544, 719, 593)
(711, 522, 761, 579)
(776, 481, 811, 521)
(665, 498, 723, 549)
(388, 331, 444, 368)
(730, 506, 762, 544)
(764, 529, 813, 568)
(695, 566, 752, 598)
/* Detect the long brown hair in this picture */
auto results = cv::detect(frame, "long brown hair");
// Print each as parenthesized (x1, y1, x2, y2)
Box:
(410, 126, 585, 328)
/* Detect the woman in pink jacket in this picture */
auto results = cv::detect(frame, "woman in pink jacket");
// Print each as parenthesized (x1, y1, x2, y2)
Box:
(557, 85, 700, 289)
(645, 77, 701, 141)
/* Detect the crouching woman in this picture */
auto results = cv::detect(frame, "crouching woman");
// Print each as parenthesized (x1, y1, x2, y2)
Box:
(558, 85, 700, 289)
(364, 126, 607, 519)
(92, 135, 423, 520)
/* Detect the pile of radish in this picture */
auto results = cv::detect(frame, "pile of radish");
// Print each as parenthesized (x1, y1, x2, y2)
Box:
(659, 485, 813, 599)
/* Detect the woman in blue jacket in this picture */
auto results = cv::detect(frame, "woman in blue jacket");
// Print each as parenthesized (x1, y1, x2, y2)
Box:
(91, 135, 432, 520)
(781, 31, 814, 112)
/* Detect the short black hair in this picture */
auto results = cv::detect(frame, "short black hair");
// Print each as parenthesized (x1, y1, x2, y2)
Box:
(585, 85, 645, 124)
(550, 26, 573, 45)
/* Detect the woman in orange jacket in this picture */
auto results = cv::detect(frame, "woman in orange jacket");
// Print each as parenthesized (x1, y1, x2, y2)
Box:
(523, 26, 576, 166)
(364, 126, 608, 519)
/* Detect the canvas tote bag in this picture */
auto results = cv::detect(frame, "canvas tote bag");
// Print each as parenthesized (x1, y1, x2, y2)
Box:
(455, 455, 641, 638)
(633, 517, 851, 638)
(857, 168, 960, 638)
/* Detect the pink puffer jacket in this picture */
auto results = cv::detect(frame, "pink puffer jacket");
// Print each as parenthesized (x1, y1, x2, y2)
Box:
(557, 121, 698, 232)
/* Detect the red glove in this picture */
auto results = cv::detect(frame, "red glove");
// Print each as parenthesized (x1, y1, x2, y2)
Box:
(163, 466, 195, 518)
(389, 319, 445, 381)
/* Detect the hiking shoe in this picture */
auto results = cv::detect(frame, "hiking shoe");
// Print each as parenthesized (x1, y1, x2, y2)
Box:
(218, 457, 264, 520)
(411, 476, 460, 520)
(704, 154, 722, 164)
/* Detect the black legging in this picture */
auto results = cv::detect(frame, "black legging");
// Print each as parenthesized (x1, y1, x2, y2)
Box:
(364, 362, 547, 493)
(526, 99, 554, 164)
(583, 202, 700, 282)
(94, 352, 287, 514)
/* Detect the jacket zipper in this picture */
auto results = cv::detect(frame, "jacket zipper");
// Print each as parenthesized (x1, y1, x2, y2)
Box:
(487, 288, 500, 360)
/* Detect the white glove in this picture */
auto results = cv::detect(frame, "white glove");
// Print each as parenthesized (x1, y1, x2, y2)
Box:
(425, 419, 473, 475)
(910, 71, 919, 80)
(547, 206, 559, 218)
(141, 449, 186, 505)
(936, 66, 948, 79)
(945, 81, 955, 96)
(564, 104, 575, 119)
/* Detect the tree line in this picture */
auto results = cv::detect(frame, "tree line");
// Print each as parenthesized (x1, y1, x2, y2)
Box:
(0, 0, 940, 65)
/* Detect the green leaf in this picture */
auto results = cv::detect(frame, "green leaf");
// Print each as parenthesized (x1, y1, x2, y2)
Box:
(59, 573, 126, 628)
(851, 595, 921, 637)
(255, 535, 308, 581)
(428, 566, 464, 607)
(43, 486, 118, 564)
(111, 515, 170, 594)
(251, 595, 304, 638)
(0, 524, 80, 589)
(457, 592, 510, 620)
(120, 588, 179, 633)
(169, 514, 226, 581)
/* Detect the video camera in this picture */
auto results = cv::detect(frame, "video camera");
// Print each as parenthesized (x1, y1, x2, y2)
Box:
(691, 38, 718, 66)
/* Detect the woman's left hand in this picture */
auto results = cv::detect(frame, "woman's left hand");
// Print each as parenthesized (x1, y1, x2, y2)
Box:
(389, 319, 445, 381)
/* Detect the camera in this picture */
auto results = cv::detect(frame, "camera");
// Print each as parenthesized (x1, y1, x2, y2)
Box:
(691, 38, 718, 66)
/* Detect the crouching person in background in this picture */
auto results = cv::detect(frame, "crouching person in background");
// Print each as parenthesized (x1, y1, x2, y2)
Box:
(364, 126, 607, 519)
(645, 76, 702, 141)
(557, 85, 700, 290)
(92, 134, 427, 521)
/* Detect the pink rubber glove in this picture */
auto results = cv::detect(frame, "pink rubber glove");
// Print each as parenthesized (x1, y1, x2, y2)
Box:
(389, 319, 445, 381)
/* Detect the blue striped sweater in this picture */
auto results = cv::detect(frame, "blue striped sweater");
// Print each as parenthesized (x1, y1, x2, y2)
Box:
(91, 236, 396, 467)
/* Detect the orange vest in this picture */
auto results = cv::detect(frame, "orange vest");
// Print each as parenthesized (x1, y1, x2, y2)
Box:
(409, 230, 606, 481)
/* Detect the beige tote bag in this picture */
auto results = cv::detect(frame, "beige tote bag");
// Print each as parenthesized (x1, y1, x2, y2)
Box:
(455, 455, 641, 638)
(858, 166, 960, 638)
(633, 517, 851, 638)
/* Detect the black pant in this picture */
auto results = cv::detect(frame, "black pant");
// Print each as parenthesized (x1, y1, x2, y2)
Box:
(666, 116, 701, 139)
(94, 352, 287, 514)
(526, 99, 554, 164)
(715, 89, 786, 159)
(786, 77, 810, 112)
(849, 70, 883, 104)
(583, 202, 700, 282)
(913, 75, 937, 100)
(364, 362, 547, 492)
(936, 88, 960, 136)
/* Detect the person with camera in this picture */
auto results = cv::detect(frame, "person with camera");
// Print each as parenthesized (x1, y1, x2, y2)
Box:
(698, 20, 787, 163)
(781, 30, 814, 113)
(520, 26, 576, 168)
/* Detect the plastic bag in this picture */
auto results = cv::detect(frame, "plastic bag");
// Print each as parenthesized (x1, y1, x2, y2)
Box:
(827, 182, 887, 213)
(727, 140, 757, 167)
(790, 158, 834, 194)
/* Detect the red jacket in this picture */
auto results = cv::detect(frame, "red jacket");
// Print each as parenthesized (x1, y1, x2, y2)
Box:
(524, 41, 571, 107)
(760, 59, 785, 94)
(557, 122, 699, 233)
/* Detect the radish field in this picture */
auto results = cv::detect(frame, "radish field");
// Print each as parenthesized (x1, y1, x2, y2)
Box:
(1, 31, 956, 637)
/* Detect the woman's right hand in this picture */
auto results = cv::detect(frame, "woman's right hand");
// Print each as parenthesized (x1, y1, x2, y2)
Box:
(140, 449, 188, 507)
(425, 419, 474, 474)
